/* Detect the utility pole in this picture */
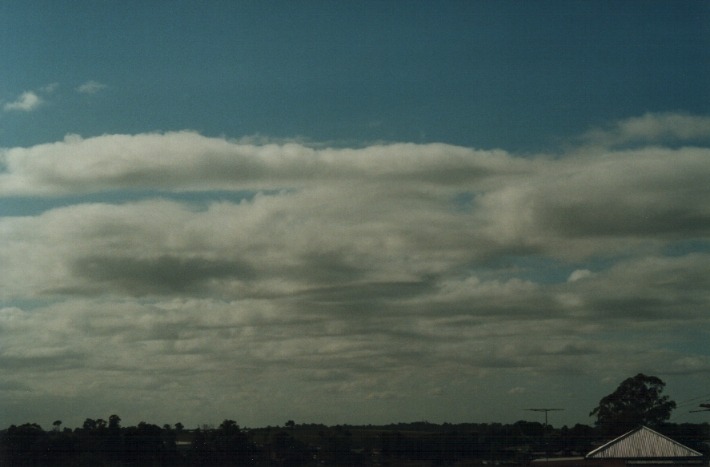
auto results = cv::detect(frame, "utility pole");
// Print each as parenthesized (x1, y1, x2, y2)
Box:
(525, 408, 564, 464)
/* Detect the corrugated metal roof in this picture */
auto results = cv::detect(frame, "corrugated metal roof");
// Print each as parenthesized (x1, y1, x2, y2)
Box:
(586, 426, 703, 459)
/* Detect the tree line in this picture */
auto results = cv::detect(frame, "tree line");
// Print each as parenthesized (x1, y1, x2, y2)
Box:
(1, 374, 708, 466)
(0, 417, 257, 466)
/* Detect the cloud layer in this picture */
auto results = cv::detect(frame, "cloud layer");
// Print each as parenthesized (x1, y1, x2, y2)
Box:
(1, 113, 709, 428)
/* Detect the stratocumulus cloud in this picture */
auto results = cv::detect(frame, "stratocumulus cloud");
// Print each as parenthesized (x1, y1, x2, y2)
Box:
(0, 113, 709, 427)
(0, 132, 519, 195)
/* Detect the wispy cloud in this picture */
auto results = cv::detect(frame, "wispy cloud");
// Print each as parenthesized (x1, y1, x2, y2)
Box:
(41, 83, 59, 94)
(76, 80, 107, 94)
(582, 113, 710, 148)
(3, 91, 43, 112)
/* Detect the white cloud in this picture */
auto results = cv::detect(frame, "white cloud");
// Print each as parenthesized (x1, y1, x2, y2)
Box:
(568, 269, 593, 282)
(582, 113, 710, 147)
(3, 91, 42, 112)
(0, 113, 709, 427)
(0, 132, 523, 196)
(76, 80, 107, 94)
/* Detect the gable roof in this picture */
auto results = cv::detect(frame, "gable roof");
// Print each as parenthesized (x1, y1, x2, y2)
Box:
(586, 426, 703, 460)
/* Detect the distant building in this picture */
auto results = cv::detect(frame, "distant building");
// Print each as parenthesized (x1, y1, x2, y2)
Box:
(531, 426, 706, 467)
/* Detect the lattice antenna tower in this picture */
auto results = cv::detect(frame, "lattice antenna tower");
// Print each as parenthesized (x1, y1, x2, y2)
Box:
(525, 408, 564, 428)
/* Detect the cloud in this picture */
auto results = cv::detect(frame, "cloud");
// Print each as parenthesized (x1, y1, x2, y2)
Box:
(70, 254, 256, 296)
(76, 80, 107, 94)
(0, 113, 709, 427)
(582, 113, 710, 148)
(3, 91, 43, 112)
(478, 145, 710, 259)
(0, 132, 519, 194)
(40, 83, 59, 94)
(568, 269, 593, 282)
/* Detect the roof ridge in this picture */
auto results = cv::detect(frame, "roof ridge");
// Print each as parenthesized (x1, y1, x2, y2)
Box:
(586, 425, 703, 459)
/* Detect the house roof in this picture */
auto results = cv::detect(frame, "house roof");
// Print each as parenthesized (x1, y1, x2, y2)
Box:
(586, 426, 703, 460)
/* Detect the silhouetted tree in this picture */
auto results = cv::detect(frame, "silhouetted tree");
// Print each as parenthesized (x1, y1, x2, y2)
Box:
(213, 419, 252, 466)
(108, 414, 121, 430)
(271, 430, 309, 465)
(189, 428, 210, 463)
(2, 423, 49, 466)
(590, 373, 676, 435)
(107, 414, 123, 464)
(82, 418, 97, 431)
(46, 428, 79, 467)
(124, 422, 165, 465)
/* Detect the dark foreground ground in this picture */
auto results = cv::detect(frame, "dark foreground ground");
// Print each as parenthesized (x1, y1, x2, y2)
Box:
(1, 419, 708, 466)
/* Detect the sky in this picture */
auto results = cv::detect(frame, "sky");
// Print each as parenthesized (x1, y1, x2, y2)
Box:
(1, 0, 710, 430)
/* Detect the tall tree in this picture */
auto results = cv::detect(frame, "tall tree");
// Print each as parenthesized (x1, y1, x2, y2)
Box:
(108, 414, 121, 431)
(590, 373, 676, 435)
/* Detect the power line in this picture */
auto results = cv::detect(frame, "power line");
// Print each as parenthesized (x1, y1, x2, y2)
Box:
(690, 403, 710, 414)
(675, 392, 710, 409)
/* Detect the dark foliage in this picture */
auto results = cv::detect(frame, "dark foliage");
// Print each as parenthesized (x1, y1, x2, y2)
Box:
(1, 415, 707, 466)
(590, 373, 677, 436)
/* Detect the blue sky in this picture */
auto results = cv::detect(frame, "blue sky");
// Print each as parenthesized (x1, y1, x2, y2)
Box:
(1, 1, 710, 429)
(3, 1, 708, 149)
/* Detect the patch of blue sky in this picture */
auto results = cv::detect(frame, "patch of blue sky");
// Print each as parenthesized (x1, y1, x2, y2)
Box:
(0, 297, 56, 312)
(597, 326, 710, 359)
(451, 192, 477, 212)
(472, 254, 618, 284)
(0, 190, 261, 217)
(471, 255, 576, 284)
(662, 329, 710, 357)
(662, 239, 710, 257)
